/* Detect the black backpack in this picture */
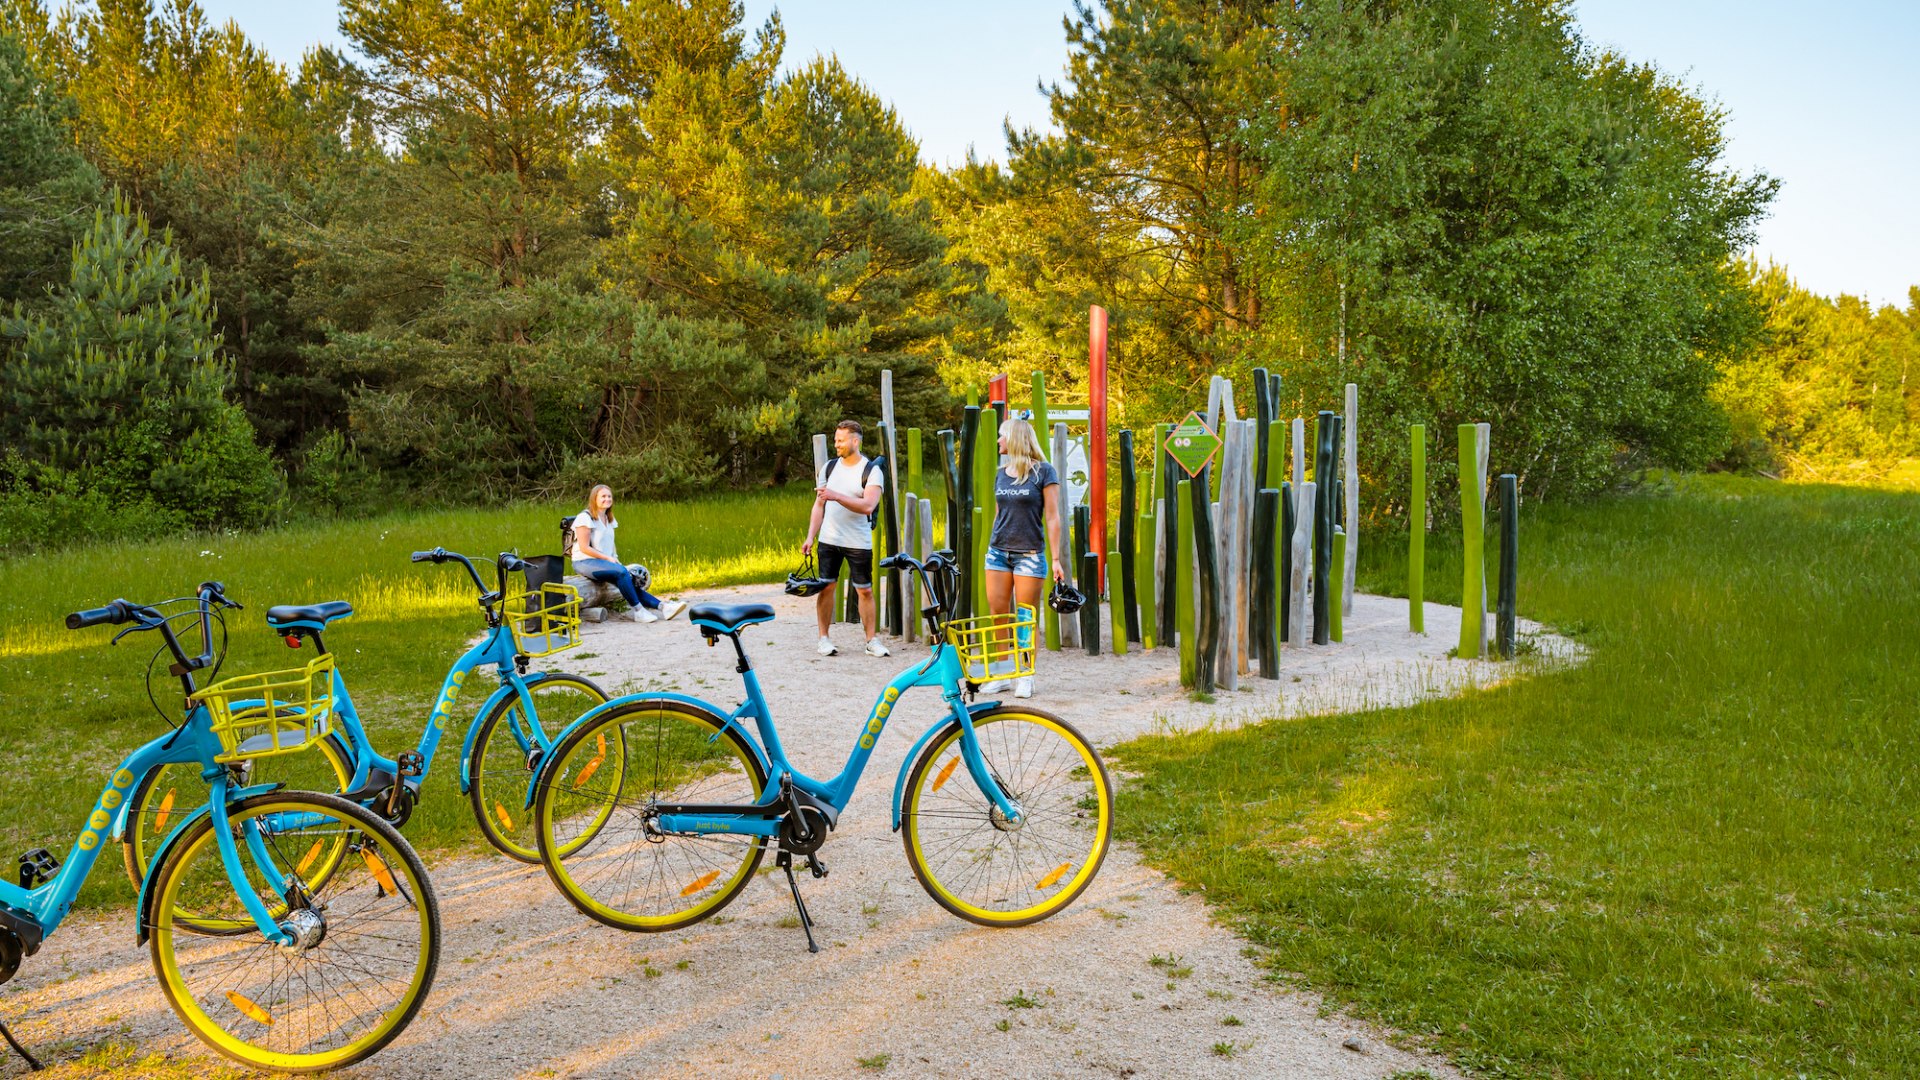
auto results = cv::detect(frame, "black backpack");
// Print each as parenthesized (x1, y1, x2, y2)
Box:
(822, 455, 884, 527)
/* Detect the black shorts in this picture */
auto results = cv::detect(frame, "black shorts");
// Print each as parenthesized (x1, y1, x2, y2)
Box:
(816, 543, 873, 589)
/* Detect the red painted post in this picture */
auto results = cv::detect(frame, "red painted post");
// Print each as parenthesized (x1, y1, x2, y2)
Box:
(988, 374, 1008, 408)
(1089, 305, 1109, 582)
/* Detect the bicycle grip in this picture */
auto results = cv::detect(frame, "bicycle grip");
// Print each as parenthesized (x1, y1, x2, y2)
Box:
(67, 601, 126, 630)
(410, 550, 435, 563)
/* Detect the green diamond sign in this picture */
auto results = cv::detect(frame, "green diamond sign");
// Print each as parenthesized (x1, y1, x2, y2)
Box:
(1168, 411, 1221, 477)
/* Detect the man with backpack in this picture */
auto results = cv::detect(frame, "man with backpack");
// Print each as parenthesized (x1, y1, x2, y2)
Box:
(802, 419, 889, 658)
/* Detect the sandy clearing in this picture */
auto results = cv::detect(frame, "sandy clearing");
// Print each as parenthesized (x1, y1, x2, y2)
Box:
(5, 587, 1576, 1078)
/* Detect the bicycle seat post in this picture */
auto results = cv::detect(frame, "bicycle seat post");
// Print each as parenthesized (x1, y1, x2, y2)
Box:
(726, 633, 752, 675)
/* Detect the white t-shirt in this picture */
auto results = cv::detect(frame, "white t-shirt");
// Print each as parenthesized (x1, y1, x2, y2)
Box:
(817, 454, 883, 550)
(572, 510, 618, 562)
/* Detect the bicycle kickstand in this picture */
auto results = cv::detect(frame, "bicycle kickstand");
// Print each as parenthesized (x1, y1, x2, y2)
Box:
(775, 850, 820, 954)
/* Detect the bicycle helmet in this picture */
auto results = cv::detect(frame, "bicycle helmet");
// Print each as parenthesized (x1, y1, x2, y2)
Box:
(624, 563, 651, 592)
(784, 554, 833, 598)
(1048, 578, 1086, 614)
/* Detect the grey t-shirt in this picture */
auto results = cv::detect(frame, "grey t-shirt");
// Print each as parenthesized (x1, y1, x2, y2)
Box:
(988, 461, 1059, 554)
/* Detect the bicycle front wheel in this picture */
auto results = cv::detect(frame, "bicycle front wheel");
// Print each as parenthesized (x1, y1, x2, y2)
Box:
(149, 791, 439, 1072)
(901, 706, 1113, 927)
(467, 671, 609, 862)
(123, 733, 355, 905)
(535, 698, 767, 932)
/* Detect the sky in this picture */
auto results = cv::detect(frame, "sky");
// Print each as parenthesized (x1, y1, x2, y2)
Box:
(193, 0, 1919, 306)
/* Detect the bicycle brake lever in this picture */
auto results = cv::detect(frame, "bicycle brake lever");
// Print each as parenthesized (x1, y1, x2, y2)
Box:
(110, 624, 140, 646)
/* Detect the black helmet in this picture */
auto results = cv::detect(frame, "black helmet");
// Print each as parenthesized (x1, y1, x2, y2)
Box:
(785, 554, 833, 598)
(1048, 579, 1086, 614)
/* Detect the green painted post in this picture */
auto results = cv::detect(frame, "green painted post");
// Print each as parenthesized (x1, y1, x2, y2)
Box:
(1107, 548, 1127, 654)
(1329, 527, 1345, 643)
(1175, 479, 1196, 687)
(1458, 424, 1485, 658)
(907, 427, 922, 501)
(1190, 468, 1219, 692)
(1136, 507, 1157, 650)
(1118, 429, 1140, 644)
(1410, 424, 1425, 633)
(971, 506, 988, 618)
(1158, 422, 1179, 645)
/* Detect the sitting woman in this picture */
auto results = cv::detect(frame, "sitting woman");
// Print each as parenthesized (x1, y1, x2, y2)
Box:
(571, 484, 687, 623)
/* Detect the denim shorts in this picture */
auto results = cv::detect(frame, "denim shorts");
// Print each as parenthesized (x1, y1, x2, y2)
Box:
(984, 546, 1048, 578)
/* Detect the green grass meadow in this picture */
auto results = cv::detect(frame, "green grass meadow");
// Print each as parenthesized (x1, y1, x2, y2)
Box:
(0, 488, 812, 908)
(1113, 474, 1920, 1077)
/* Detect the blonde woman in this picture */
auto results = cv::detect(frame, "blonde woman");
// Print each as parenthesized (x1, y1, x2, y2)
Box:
(981, 417, 1066, 698)
(572, 484, 687, 623)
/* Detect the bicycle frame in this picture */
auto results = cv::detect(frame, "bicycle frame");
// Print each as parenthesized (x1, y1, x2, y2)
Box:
(322, 621, 546, 802)
(556, 637, 1022, 840)
(5, 710, 292, 949)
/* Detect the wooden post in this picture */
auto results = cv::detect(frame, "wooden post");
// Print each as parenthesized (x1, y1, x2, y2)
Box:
(1343, 382, 1358, 617)
(957, 407, 979, 622)
(907, 427, 922, 501)
(1410, 424, 1425, 633)
(1118, 429, 1140, 645)
(1053, 422, 1076, 648)
(1458, 423, 1488, 658)
(971, 506, 988, 620)
(1106, 548, 1126, 654)
(1253, 369, 1271, 499)
(1289, 481, 1314, 650)
(1138, 502, 1158, 650)
(1255, 487, 1281, 677)
(973, 407, 998, 620)
(1276, 480, 1292, 645)
(1215, 422, 1243, 689)
(1312, 411, 1336, 645)
(1329, 526, 1345, 643)
(1191, 468, 1220, 692)
(877, 421, 902, 636)
(1497, 474, 1519, 660)
(919, 497, 934, 561)
(1175, 480, 1196, 687)
(1291, 416, 1305, 490)
(1089, 306, 1109, 583)
(902, 492, 918, 642)
(1074, 505, 1098, 654)
(1158, 423, 1179, 645)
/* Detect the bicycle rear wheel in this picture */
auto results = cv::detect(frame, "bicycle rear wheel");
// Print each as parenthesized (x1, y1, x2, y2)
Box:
(901, 706, 1113, 927)
(149, 790, 439, 1072)
(467, 672, 609, 862)
(535, 698, 767, 932)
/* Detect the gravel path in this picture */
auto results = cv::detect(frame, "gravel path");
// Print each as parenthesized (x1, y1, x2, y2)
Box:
(4, 588, 1575, 1078)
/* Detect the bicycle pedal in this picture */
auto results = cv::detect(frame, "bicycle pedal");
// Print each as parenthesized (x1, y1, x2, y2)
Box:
(806, 853, 828, 879)
(395, 751, 425, 779)
(17, 849, 57, 890)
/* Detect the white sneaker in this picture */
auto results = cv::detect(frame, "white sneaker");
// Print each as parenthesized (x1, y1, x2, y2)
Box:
(979, 660, 1017, 693)
(864, 637, 891, 658)
(1013, 676, 1033, 699)
(660, 599, 688, 620)
(817, 636, 838, 656)
(632, 606, 659, 624)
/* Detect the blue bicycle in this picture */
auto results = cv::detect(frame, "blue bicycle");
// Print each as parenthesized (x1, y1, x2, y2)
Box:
(532, 551, 1113, 951)
(121, 548, 609, 885)
(3, 583, 439, 1072)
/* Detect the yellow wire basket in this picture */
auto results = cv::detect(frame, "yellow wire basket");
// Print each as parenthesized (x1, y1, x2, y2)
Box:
(507, 582, 582, 657)
(945, 604, 1038, 684)
(196, 653, 336, 764)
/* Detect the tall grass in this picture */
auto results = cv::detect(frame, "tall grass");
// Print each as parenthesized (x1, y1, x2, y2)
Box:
(0, 487, 812, 907)
(1113, 474, 1920, 1077)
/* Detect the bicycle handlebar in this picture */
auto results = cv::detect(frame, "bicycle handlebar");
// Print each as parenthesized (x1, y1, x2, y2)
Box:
(410, 547, 532, 621)
(66, 600, 135, 630)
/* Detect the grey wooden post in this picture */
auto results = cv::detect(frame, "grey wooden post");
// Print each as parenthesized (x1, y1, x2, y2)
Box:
(1289, 481, 1314, 649)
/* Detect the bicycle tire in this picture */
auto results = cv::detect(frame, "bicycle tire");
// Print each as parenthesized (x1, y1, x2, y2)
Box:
(148, 790, 439, 1072)
(535, 698, 768, 932)
(901, 705, 1113, 927)
(467, 671, 609, 862)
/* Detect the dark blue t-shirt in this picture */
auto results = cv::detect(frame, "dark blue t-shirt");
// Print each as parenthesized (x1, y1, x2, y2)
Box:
(989, 461, 1059, 553)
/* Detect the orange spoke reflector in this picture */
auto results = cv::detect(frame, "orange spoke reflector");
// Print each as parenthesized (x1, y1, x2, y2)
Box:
(1037, 862, 1072, 890)
(494, 802, 515, 832)
(681, 870, 721, 897)
(226, 991, 274, 1026)
(574, 733, 609, 788)
(297, 840, 325, 876)
(154, 790, 176, 833)
(930, 758, 961, 793)
(362, 848, 410, 907)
